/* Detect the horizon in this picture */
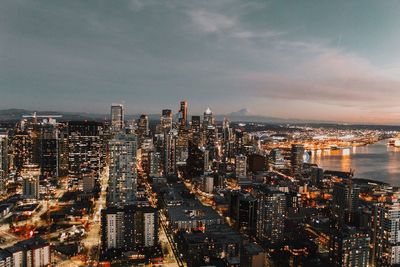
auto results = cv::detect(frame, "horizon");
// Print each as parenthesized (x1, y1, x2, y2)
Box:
(3, 106, 400, 126)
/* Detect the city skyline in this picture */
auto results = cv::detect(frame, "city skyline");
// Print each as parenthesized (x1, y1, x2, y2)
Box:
(2, 0, 400, 123)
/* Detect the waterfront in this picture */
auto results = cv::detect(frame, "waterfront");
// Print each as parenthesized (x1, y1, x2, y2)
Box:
(310, 140, 400, 186)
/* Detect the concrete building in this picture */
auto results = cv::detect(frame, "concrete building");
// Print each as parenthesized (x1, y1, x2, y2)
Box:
(373, 199, 400, 266)
(235, 155, 247, 179)
(101, 206, 158, 256)
(108, 133, 138, 207)
(329, 226, 370, 267)
(256, 187, 286, 244)
(4, 236, 50, 267)
(21, 164, 40, 200)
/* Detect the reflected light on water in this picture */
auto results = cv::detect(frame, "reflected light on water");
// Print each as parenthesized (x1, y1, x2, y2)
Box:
(310, 140, 400, 186)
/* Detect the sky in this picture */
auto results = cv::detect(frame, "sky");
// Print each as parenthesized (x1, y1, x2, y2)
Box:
(1, 0, 400, 124)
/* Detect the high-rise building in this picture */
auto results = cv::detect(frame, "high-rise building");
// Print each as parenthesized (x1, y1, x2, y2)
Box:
(33, 121, 58, 180)
(68, 121, 102, 177)
(291, 144, 304, 176)
(235, 155, 247, 179)
(256, 187, 286, 244)
(329, 226, 370, 267)
(164, 129, 178, 175)
(230, 191, 258, 238)
(332, 180, 360, 224)
(111, 103, 124, 132)
(12, 130, 34, 173)
(21, 164, 40, 200)
(203, 107, 214, 129)
(190, 115, 202, 146)
(101, 206, 158, 257)
(82, 170, 96, 193)
(58, 126, 69, 177)
(222, 118, 232, 161)
(161, 109, 173, 131)
(202, 176, 214, 194)
(137, 114, 149, 139)
(270, 148, 285, 169)
(108, 133, 138, 207)
(0, 132, 9, 194)
(179, 100, 188, 130)
(4, 236, 50, 267)
(372, 199, 400, 266)
(310, 166, 324, 184)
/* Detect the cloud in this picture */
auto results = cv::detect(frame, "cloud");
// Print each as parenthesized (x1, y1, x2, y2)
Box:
(241, 46, 400, 108)
(189, 10, 235, 33)
(232, 30, 283, 39)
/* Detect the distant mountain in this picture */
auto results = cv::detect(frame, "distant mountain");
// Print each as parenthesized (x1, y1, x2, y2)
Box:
(0, 108, 388, 126)
(220, 108, 336, 124)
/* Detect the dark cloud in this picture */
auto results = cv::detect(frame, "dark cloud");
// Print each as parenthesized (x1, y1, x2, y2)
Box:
(1, 0, 400, 123)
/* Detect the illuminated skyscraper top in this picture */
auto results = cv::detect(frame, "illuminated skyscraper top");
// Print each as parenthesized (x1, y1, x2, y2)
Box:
(179, 100, 188, 129)
(111, 103, 124, 132)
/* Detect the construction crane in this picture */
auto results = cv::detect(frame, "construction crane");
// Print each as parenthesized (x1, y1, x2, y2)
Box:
(22, 112, 62, 123)
(22, 112, 62, 119)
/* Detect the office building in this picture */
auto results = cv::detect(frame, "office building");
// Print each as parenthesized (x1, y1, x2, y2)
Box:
(68, 121, 102, 177)
(332, 180, 360, 224)
(270, 148, 285, 169)
(291, 144, 304, 176)
(21, 164, 40, 200)
(33, 121, 58, 180)
(190, 115, 202, 146)
(160, 109, 173, 131)
(12, 131, 34, 173)
(230, 191, 258, 238)
(137, 114, 149, 139)
(0, 132, 8, 194)
(111, 103, 124, 132)
(202, 175, 214, 194)
(179, 100, 188, 130)
(235, 155, 247, 179)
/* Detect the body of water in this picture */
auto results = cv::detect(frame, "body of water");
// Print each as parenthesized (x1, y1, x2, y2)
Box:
(310, 140, 400, 186)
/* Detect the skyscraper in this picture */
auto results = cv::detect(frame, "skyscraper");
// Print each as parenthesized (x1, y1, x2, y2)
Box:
(332, 178, 360, 225)
(291, 144, 304, 176)
(164, 130, 178, 175)
(34, 121, 59, 180)
(329, 226, 370, 267)
(0, 131, 8, 194)
(68, 121, 102, 177)
(137, 114, 149, 139)
(12, 130, 34, 173)
(111, 103, 124, 132)
(161, 109, 173, 131)
(256, 187, 286, 244)
(108, 133, 138, 207)
(179, 100, 188, 130)
(372, 199, 400, 266)
(203, 107, 214, 129)
(190, 115, 202, 146)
